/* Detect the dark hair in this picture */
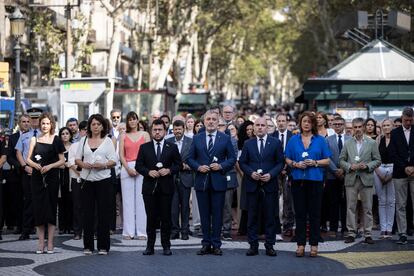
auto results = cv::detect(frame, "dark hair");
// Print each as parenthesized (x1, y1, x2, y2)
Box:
(394, 118, 402, 124)
(79, 120, 88, 130)
(105, 119, 112, 135)
(315, 111, 329, 128)
(160, 114, 171, 123)
(402, 107, 414, 117)
(87, 114, 108, 138)
(365, 118, 377, 135)
(276, 113, 288, 120)
(139, 120, 148, 132)
(194, 119, 204, 135)
(151, 119, 166, 130)
(59, 127, 73, 143)
(298, 111, 318, 135)
(237, 120, 254, 150)
(126, 111, 139, 133)
(38, 112, 56, 135)
(335, 117, 346, 123)
(173, 120, 185, 128)
(66, 117, 78, 126)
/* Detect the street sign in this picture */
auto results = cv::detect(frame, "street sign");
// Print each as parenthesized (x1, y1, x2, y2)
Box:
(0, 62, 9, 93)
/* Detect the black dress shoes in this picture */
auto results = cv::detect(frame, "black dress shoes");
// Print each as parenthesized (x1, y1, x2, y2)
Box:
(344, 236, 355, 243)
(142, 247, 154, 255)
(364, 237, 374, 244)
(18, 234, 30, 241)
(246, 246, 259, 256)
(197, 245, 211, 255)
(265, 246, 277, 256)
(163, 248, 172, 256)
(212, 248, 223, 256)
(181, 233, 189, 240)
(170, 233, 180, 240)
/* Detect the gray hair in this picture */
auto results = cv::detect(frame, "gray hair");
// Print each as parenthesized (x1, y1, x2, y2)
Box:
(110, 109, 122, 116)
(352, 117, 365, 125)
(402, 107, 414, 117)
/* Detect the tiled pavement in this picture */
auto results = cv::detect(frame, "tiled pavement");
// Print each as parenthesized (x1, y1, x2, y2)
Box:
(0, 231, 413, 276)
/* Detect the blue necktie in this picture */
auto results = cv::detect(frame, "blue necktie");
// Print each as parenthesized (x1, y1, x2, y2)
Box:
(208, 134, 214, 157)
(260, 138, 264, 156)
(33, 129, 37, 137)
(338, 135, 343, 153)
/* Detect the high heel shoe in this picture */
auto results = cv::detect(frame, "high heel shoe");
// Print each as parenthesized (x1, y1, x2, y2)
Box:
(296, 245, 305, 257)
(310, 246, 318, 257)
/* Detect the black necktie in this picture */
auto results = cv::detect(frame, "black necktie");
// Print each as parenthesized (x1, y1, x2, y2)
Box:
(259, 138, 264, 156)
(280, 133, 285, 151)
(156, 142, 161, 161)
(208, 134, 214, 156)
(338, 135, 343, 153)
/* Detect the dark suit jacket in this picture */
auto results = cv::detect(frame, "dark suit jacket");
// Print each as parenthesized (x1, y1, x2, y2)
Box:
(187, 131, 237, 192)
(239, 136, 284, 193)
(6, 132, 21, 169)
(389, 126, 414, 178)
(135, 140, 182, 195)
(326, 133, 351, 180)
(166, 135, 194, 188)
(271, 130, 293, 148)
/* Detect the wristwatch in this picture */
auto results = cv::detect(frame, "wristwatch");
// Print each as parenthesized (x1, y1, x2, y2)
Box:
(315, 160, 319, 167)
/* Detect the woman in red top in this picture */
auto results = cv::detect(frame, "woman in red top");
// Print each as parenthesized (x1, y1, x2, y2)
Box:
(119, 111, 151, 240)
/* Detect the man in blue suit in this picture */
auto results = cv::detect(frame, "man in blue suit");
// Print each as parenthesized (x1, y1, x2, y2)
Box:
(239, 117, 284, 256)
(188, 110, 237, 255)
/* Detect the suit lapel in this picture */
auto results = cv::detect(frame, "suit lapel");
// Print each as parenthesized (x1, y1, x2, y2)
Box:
(160, 142, 169, 162)
(409, 128, 414, 148)
(202, 133, 208, 154)
(211, 132, 221, 156)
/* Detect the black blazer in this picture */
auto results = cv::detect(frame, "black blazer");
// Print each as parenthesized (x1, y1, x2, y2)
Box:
(271, 130, 293, 147)
(135, 140, 182, 195)
(389, 126, 414, 179)
(6, 132, 21, 169)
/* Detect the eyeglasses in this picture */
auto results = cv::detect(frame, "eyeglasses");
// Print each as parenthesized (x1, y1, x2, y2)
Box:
(218, 124, 226, 127)
(112, 116, 120, 119)
(333, 123, 344, 126)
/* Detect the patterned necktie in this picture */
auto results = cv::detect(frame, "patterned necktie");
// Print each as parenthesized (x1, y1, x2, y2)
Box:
(208, 134, 214, 156)
(260, 138, 264, 156)
(338, 135, 343, 153)
(33, 129, 38, 137)
(280, 134, 285, 151)
(156, 142, 161, 161)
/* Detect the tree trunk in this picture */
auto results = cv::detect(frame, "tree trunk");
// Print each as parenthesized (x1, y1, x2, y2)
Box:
(73, 1, 92, 78)
(199, 36, 215, 85)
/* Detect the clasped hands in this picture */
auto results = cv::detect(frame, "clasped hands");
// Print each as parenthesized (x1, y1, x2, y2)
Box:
(350, 162, 368, 171)
(251, 172, 271, 182)
(149, 168, 171, 178)
(32, 163, 53, 174)
(198, 163, 222, 173)
(81, 162, 107, 170)
(405, 166, 414, 177)
(294, 159, 317, 169)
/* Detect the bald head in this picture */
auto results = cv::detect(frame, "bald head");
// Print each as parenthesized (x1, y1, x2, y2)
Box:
(254, 117, 267, 138)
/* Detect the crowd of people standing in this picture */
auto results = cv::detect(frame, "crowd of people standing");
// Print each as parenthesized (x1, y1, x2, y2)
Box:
(0, 105, 413, 257)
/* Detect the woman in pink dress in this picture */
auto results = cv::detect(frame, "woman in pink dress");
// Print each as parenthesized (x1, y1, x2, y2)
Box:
(119, 111, 151, 239)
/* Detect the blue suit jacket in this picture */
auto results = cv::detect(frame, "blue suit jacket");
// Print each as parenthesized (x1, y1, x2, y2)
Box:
(187, 131, 237, 192)
(239, 136, 284, 193)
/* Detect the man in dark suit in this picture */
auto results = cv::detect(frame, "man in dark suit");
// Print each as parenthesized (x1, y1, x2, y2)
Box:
(239, 117, 284, 256)
(326, 117, 351, 236)
(272, 113, 294, 237)
(389, 107, 414, 245)
(187, 109, 236, 255)
(136, 119, 182, 255)
(5, 115, 31, 234)
(167, 120, 193, 240)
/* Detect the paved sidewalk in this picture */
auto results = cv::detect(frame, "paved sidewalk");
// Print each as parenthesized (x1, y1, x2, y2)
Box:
(0, 231, 413, 276)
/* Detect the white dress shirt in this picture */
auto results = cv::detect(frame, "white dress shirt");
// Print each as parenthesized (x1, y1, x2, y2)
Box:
(174, 137, 183, 154)
(256, 134, 268, 154)
(404, 127, 411, 145)
(153, 139, 165, 156)
(206, 131, 217, 147)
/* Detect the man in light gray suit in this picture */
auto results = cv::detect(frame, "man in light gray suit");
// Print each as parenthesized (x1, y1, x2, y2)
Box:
(339, 117, 381, 244)
(167, 120, 194, 240)
(326, 117, 351, 236)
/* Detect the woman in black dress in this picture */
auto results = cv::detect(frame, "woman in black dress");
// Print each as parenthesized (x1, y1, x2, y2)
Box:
(26, 113, 65, 254)
(58, 127, 73, 234)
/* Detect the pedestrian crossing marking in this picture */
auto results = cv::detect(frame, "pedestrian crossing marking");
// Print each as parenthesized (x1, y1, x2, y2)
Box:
(320, 251, 414, 269)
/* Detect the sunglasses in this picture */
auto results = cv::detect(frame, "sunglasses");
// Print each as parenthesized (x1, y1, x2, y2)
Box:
(112, 116, 120, 119)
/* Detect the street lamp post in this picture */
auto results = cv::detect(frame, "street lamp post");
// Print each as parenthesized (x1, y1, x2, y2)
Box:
(9, 7, 25, 124)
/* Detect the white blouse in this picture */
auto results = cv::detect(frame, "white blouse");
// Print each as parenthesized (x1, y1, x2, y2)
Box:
(75, 136, 117, 182)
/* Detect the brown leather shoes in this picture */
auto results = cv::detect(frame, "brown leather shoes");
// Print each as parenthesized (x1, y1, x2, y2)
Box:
(310, 246, 318, 257)
(296, 245, 305, 257)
